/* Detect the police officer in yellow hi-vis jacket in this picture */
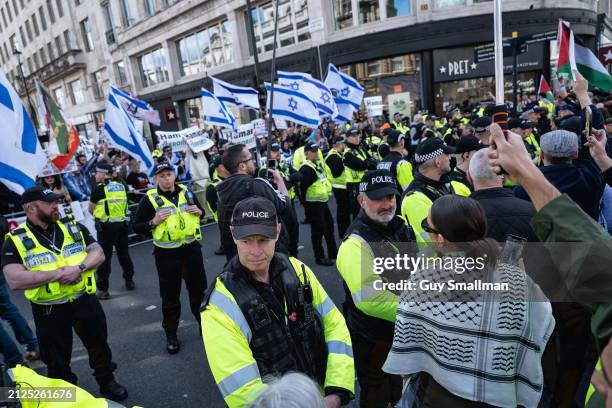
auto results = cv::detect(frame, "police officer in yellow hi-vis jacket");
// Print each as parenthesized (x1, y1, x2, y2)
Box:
(133, 162, 207, 355)
(201, 197, 354, 408)
(336, 170, 414, 408)
(88, 163, 135, 300)
(1, 186, 128, 402)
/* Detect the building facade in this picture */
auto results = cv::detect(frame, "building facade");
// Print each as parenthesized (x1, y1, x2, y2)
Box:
(1, 0, 609, 138)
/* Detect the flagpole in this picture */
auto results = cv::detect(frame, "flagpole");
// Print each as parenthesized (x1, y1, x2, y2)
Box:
(245, 0, 263, 115)
(265, 0, 280, 160)
(492, 0, 508, 131)
(13, 48, 40, 138)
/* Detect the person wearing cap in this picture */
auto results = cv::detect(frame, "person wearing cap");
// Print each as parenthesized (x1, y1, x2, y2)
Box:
(344, 128, 378, 219)
(449, 135, 484, 194)
(299, 142, 336, 266)
(401, 138, 459, 242)
(422, 115, 440, 139)
(1, 186, 128, 401)
(257, 143, 302, 202)
(324, 136, 351, 238)
(88, 162, 135, 300)
(336, 169, 415, 407)
(206, 154, 229, 255)
(133, 162, 207, 354)
(377, 130, 413, 207)
(557, 103, 576, 120)
(293, 134, 323, 170)
(514, 129, 605, 221)
(201, 196, 355, 408)
(472, 116, 492, 144)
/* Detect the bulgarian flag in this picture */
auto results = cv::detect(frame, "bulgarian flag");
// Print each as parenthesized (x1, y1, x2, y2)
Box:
(557, 20, 612, 91)
(537, 75, 554, 102)
(36, 81, 80, 170)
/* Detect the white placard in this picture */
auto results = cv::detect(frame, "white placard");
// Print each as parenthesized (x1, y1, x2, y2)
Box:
(387, 92, 412, 120)
(58, 201, 85, 221)
(156, 127, 213, 153)
(364, 96, 383, 117)
(230, 123, 257, 149)
(156, 130, 188, 152)
(252, 119, 267, 136)
(185, 135, 214, 153)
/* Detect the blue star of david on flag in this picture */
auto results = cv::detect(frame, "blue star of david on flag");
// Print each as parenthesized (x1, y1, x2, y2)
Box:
(288, 97, 298, 111)
(321, 92, 331, 104)
(289, 81, 300, 91)
(340, 87, 350, 97)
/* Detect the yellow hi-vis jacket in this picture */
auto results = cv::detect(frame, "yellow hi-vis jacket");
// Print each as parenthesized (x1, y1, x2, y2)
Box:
(300, 160, 332, 203)
(201, 257, 355, 408)
(293, 146, 323, 169)
(336, 234, 398, 323)
(324, 149, 347, 189)
(93, 181, 128, 223)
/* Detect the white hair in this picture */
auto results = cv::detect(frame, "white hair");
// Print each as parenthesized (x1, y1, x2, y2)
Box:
(468, 148, 502, 185)
(249, 373, 325, 408)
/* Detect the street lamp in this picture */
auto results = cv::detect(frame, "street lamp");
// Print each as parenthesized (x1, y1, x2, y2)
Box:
(12, 42, 40, 137)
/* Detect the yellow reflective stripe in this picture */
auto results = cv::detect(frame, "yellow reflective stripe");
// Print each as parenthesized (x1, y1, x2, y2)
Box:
(331, 183, 347, 189)
(326, 340, 353, 358)
(209, 290, 252, 342)
(315, 297, 334, 319)
(217, 362, 261, 398)
(31, 290, 84, 305)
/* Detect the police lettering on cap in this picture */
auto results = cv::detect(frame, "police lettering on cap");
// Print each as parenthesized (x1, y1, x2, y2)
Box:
(359, 169, 399, 200)
(153, 162, 174, 175)
(333, 136, 346, 145)
(231, 197, 279, 239)
(270, 143, 280, 151)
(95, 163, 113, 174)
(304, 142, 319, 152)
(21, 186, 63, 204)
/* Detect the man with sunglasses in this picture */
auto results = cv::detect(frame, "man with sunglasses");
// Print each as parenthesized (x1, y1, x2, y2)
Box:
(337, 169, 415, 408)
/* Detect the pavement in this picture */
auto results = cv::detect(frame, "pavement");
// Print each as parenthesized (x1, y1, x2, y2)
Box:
(5, 201, 357, 407)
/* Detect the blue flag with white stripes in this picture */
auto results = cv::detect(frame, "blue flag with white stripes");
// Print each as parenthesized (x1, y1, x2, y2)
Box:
(0, 72, 46, 194)
(201, 89, 236, 130)
(211, 76, 260, 111)
(324, 63, 365, 124)
(277, 71, 338, 119)
(111, 86, 160, 126)
(103, 87, 154, 174)
(265, 82, 320, 128)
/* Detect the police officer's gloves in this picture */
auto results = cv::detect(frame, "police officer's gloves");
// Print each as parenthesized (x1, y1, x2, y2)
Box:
(365, 157, 379, 170)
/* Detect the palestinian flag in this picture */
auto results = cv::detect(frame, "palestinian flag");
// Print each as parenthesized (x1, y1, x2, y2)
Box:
(36, 81, 79, 170)
(557, 20, 577, 79)
(537, 75, 554, 102)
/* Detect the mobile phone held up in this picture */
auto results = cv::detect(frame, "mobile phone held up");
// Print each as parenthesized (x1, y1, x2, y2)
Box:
(267, 159, 276, 182)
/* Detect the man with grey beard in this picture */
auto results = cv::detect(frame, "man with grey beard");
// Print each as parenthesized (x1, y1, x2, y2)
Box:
(336, 169, 415, 407)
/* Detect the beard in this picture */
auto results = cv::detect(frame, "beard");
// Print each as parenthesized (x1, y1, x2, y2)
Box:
(366, 207, 395, 224)
(38, 208, 59, 224)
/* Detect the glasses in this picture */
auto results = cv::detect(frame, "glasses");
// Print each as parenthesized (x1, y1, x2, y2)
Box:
(421, 218, 440, 235)
(240, 156, 255, 165)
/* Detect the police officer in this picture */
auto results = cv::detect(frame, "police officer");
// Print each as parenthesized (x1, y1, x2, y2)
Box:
(325, 136, 351, 238)
(344, 128, 377, 219)
(133, 162, 207, 354)
(1, 186, 127, 401)
(336, 170, 415, 408)
(299, 142, 336, 266)
(423, 115, 440, 138)
(201, 197, 354, 408)
(472, 116, 492, 144)
(88, 163, 135, 300)
(401, 138, 458, 242)
(450, 135, 485, 194)
(377, 130, 413, 203)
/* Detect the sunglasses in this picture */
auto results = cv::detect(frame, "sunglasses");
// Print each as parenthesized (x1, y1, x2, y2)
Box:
(421, 218, 440, 235)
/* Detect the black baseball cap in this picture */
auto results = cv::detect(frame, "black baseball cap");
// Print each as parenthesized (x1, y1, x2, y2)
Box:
(507, 118, 524, 130)
(359, 169, 399, 200)
(21, 186, 62, 204)
(333, 136, 346, 145)
(231, 197, 278, 239)
(414, 138, 455, 163)
(455, 136, 484, 154)
(304, 142, 319, 152)
(270, 143, 280, 151)
(426, 115, 439, 121)
(95, 162, 113, 174)
(153, 162, 174, 175)
(472, 116, 492, 133)
(346, 128, 360, 137)
(386, 130, 405, 145)
(559, 104, 576, 113)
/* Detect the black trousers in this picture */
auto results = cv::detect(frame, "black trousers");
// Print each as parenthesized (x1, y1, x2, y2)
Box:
(96, 222, 134, 291)
(351, 329, 402, 408)
(332, 187, 351, 238)
(154, 242, 207, 336)
(347, 183, 361, 220)
(305, 202, 337, 261)
(31, 294, 116, 386)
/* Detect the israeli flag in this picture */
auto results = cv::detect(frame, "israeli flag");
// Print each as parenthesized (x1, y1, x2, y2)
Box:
(0, 72, 46, 194)
(211, 76, 260, 111)
(103, 87, 154, 174)
(277, 71, 338, 119)
(201, 88, 236, 130)
(324, 63, 364, 110)
(265, 82, 320, 128)
(111, 86, 160, 126)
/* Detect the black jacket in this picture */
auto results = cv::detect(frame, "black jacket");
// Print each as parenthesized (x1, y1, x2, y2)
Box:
(216, 174, 298, 259)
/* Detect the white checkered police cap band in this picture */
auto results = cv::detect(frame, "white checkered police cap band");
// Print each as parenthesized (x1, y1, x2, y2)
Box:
(414, 148, 443, 163)
(359, 182, 368, 192)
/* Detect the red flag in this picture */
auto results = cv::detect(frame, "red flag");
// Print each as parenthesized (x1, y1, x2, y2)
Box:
(537, 75, 554, 102)
(599, 45, 612, 66)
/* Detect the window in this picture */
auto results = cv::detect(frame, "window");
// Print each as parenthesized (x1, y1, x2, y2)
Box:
(163, 0, 173, 7)
(53, 86, 65, 108)
(26, 57, 32, 73)
(114, 60, 127, 85)
(25, 20, 32, 42)
(0, 8, 6, 28)
(103, 4, 113, 28)
(19, 26, 26, 46)
(9, 34, 17, 52)
(40, 48, 46, 65)
(359, 0, 379, 24)
(391, 56, 404, 72)
(248, 0, 309, 54)
(366, 60, 381, 76)
(138, 48, 169, 87)
(11, 0, 18, 16)
(32, 15, 39, 36)
(92, 70, 103, 99)
(33, 52, 39, 69)
(46, 0, 54, 23)
(55, 0, 63, 16)
(63, 30, 73, 50)
(55, 36, 62, 54)
(6, 2, 12, 22)
(144, 0, 154, 15)
(176, 20, 234, 76)
(69, 79, 84, 104)
(333, 0, 352, 30)
(38, 7, 46, 30)
(435, 0, 465, 7)
(3, 43, 8, 60)
(386, 0, 411, 17)
(47, 42, 53, 60)
(80, 18, 93, 51)
(120, 0, 131, 27)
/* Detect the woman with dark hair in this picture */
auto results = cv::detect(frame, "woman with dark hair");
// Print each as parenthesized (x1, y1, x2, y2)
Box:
(383, 195, 554, 408)
(37, 175, 71, 203)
